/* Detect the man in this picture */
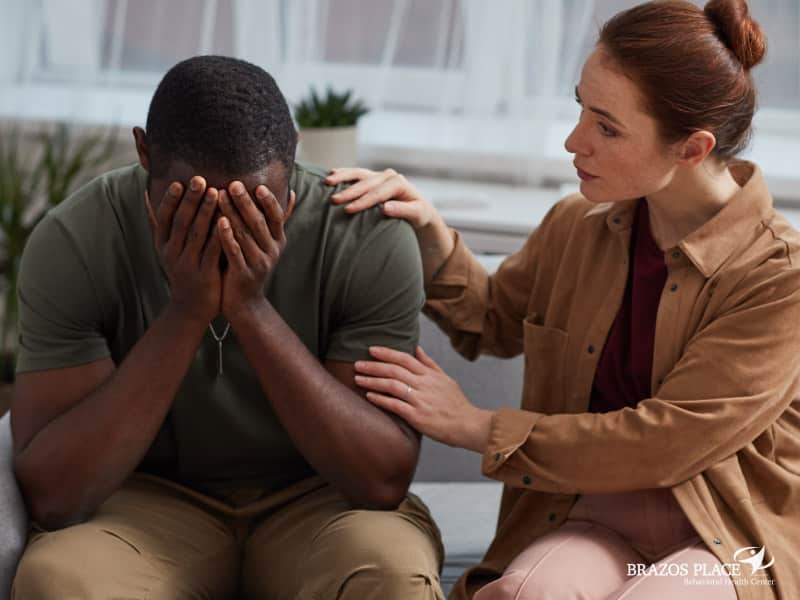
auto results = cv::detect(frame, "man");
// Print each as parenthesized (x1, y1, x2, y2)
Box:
(10, 55, 443, 599)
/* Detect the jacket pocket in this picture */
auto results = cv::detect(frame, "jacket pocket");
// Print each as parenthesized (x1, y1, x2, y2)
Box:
(522, 317, 568, 413)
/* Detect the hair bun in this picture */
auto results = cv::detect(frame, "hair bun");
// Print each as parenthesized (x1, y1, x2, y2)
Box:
(704, 0, 766, 69)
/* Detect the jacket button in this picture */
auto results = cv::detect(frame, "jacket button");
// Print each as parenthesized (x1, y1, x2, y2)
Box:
(522, 475, 532, 485)
(587, 345, 595, 354)
(670, 283, 678, 292)
(713, 538, 722, 545)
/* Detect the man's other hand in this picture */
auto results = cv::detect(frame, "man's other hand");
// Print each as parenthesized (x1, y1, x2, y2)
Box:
(145, 176, 223, 324)
(218, 181, 295, 322)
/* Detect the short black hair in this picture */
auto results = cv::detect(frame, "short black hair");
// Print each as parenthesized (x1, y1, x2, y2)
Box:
(144, 55, 296, 178)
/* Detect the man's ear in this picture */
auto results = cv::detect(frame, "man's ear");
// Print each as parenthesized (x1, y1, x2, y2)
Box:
(132, 127, 150, 172)
(285, 190, 297, 221)
(677, 130, 716, 168)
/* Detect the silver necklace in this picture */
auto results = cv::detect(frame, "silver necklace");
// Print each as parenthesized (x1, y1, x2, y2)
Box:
(208, 321, 231, 375)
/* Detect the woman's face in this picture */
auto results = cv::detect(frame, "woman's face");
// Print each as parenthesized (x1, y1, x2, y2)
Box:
(564, 48, 680, 204)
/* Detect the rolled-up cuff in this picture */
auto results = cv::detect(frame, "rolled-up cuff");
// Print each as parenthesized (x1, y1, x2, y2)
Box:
(481, 408, 563, 494)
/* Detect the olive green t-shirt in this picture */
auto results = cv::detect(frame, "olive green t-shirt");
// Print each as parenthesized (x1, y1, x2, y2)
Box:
(16, 163, 424, 497)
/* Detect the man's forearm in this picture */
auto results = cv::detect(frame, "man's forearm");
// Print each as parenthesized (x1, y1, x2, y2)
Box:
(15, 302, 207, 528)
(230, 299, 419, 509)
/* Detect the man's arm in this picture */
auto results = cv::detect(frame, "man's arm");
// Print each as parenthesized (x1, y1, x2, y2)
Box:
(217, 180, 423, 509)
(229, 300, 420, 510)
(13, 305, 208, 529)
(13, 176, 223, 529)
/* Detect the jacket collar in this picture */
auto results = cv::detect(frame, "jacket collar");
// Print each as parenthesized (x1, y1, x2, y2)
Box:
(583, 161, 772, 278)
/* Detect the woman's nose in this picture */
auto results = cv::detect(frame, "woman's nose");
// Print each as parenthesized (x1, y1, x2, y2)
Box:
(564, 122, 590, 156)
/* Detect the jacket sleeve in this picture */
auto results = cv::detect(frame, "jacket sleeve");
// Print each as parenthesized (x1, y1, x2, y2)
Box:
(481, 262, 800, 494)
(423, 201, 565, 360)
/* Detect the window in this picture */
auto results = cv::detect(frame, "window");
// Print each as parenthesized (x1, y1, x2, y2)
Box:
(2, 0, 798, 197)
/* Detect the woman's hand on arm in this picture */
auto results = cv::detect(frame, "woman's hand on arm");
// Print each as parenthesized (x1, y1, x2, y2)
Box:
(325, 167, 456, 284)
(354, 345, 494, 453)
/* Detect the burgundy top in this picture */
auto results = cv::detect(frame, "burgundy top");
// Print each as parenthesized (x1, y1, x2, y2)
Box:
(589, 200, 668, 413)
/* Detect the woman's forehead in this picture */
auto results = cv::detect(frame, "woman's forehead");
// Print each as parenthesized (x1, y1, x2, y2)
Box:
(579, 50, 647, 123)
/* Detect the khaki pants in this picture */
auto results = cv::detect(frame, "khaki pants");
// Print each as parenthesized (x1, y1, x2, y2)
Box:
(12, 473, 444, 599)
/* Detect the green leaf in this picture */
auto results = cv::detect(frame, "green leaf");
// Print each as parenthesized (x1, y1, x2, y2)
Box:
(0, 122, 121, 360)
(294, 86, 370, 128)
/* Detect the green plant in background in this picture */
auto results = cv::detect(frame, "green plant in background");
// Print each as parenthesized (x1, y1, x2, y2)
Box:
(0, 123, 118, 381)
(294, 87, 369, 128)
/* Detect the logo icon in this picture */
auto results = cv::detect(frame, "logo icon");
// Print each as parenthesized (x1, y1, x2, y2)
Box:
(733, 546, 775, 574)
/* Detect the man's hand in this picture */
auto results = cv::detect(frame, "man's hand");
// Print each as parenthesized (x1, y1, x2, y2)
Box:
(217, 181, 295, 322)
(145, 176, 223, 324)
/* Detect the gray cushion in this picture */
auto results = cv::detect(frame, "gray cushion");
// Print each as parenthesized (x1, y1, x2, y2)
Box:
(410, 482, 502, 595)
(0, 413, 26, 599)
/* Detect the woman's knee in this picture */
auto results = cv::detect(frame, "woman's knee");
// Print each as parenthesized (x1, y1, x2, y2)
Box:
(474, 521, 643, 600)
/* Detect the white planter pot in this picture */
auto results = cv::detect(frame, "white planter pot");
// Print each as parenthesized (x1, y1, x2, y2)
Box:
(298, 126, 358, 170)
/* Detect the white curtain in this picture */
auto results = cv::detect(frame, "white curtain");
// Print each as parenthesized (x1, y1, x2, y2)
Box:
(2, 0, 798, 181)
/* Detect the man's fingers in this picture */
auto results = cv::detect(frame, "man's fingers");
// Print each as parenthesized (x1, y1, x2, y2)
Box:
(155, 182, 183, 247)
(219, 189, 264, 268)
(200, 220, 222, 272)
(167, 176, 206, 255)
(254, 185, 286, 244)
(185, 187, 219, 260)
(218, 216, 247, 272)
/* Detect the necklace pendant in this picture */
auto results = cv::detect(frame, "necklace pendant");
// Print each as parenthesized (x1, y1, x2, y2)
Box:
(208, 321, 231, 377)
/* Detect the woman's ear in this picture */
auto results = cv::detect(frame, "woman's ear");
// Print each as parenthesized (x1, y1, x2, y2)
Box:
(677, 130, 716, 167)
(132, 127, 150, 172)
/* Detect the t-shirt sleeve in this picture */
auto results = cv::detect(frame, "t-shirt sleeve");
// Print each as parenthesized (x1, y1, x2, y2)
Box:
(15, 215, 111, 373)
(325, 219, 425, 362)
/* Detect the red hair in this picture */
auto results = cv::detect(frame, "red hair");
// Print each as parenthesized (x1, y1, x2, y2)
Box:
(599, 0, 766, 159)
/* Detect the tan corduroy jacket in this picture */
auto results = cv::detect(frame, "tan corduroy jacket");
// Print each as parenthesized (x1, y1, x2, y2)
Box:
(424, 163, 800, 600)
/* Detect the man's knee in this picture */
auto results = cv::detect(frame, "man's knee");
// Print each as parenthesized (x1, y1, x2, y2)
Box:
(313, 508, 443, 598)
(339, 567, 443, 599)
(12, 527, 156, 599)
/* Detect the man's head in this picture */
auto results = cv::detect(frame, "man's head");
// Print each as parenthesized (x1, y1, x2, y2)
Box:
(134, 55, 297, 212)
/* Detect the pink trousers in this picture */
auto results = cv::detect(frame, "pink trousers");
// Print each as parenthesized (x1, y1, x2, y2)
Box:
(474, 488, 738, 599)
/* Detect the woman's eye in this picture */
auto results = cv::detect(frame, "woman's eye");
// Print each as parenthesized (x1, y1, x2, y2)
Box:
(598, 122, 617, 137)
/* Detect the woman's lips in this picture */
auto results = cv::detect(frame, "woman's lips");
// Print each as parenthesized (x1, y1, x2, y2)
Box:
(575, 166, 598, 181)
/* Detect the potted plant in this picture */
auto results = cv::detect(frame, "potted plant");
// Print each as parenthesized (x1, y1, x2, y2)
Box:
(0, 123, 119, 414)
(294, 86, 369, 169)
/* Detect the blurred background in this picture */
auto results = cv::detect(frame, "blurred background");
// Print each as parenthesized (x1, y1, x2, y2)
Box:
(1, 0, 798, 186)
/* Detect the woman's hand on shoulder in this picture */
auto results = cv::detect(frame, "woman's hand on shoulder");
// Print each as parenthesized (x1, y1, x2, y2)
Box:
(325, 167, 439, 230)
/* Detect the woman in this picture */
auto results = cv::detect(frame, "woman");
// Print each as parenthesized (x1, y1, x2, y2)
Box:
(325, 1, 800, 598)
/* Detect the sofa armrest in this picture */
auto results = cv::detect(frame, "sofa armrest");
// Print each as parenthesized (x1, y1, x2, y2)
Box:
(0, 413, 27, 599)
